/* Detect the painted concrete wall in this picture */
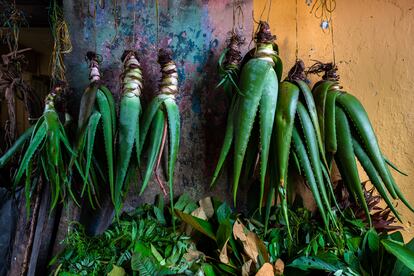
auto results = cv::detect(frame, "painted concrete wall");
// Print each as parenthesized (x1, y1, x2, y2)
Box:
(64, 0, 255, 211)
(253, 0, 414, 238)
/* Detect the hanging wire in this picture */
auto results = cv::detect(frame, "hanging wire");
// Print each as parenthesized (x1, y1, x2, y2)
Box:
(329, 10, 336, 65)
(156, 0, 159, 48)
(295, 0, 299, 61)
(309, 0, 336, 31)
(132, 0, 136, 47)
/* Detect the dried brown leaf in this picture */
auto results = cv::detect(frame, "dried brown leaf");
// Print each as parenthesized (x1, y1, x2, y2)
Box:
(255, 263, 274, 276)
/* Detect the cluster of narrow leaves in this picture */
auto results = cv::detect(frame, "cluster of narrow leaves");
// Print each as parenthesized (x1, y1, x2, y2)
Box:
(309, 62, 413, 226)
(0, 88, 79, 213)
(211, 21, 412, 239)
(75, 51, 116, 208)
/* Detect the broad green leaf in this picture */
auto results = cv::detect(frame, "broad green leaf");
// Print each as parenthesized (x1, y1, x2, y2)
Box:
(175, 210, 216, 240)
(108, 265, 126, 276)
(202, 263, 216, 276)
(382, 239, 414, 272)
(288, 256, 345, 272)
(392, 237, 414, 275)
(174, 194, 193, 212)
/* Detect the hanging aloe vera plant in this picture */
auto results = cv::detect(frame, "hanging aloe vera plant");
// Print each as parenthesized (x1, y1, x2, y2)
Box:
(264, 60, 338, 238)
(0, 86, 78, 213)
(139, 48, 180, 227)
(216, 31, 245, 98)
(114, 50, 143, 215)
(309, 62, 413, 225)
(75, 52, 116, 207)
(211, 22, 279, 209)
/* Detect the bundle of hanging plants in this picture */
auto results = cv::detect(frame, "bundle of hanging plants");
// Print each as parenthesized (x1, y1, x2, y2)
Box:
(308, 62, 413, 226)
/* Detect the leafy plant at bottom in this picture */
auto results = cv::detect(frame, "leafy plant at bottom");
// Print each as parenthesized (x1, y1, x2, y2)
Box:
(50, 196, 205, 276)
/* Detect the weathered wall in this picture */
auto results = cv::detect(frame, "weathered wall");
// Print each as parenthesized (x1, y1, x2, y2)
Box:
(254, 0, 414, 238)
(64, 1, 254, 210)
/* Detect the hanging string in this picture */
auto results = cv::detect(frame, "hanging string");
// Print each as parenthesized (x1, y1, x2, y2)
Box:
(310, 0, 336, 32)
(330, 10, 336, 65)
(295, 0, 299, 61)
(155, 0, 159, 49)
(133, 0, 136, 47)
(267, 0, 272, 22)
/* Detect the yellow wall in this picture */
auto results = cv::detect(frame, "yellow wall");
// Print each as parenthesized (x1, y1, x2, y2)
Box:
(254, 0, 414, 239)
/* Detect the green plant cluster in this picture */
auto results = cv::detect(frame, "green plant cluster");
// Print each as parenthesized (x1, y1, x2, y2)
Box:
(51, 194, 414, 276)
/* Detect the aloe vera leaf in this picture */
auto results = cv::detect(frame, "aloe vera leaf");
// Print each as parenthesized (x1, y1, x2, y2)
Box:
(258, 68, 278, 209)
(384, 157, 408, 176)
(84, 111, 101, 187)
(296, 102, 332, 211)
(312, 80, 336, 140)
(78, 83, 98, 131)
(14, 122, 47, 186)
(138, 95, 168, 159)
(385, 165, 414, 213)
(96, 89, 114, 201)
(337, 92, 397, 199)
(352, 137, 402, 221)
(164, 97, 180, 229)
(97, 86, 116, 134)
(292, 126, 329, 229)
(211, 96, 238, 187)
(335, 106, 371, 225)
(324, 90, 341, 162)
(274, 81, 300, 187)
(0, 125, 34, 168)
(115, 95, 141, 213)
(233, 59, 272, 203)
(295, 79, 327, 167)
(140, 110, 165, 195)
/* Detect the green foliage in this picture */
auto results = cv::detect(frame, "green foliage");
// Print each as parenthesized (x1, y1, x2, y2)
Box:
(51, 198, 205, 275)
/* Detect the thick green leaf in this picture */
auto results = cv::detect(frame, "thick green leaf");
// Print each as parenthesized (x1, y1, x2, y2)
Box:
(211, 96, 237, 187)
(392, 238, 414, 275)
(14, 121, 47, 186)
(258, 68, 278, 209)
(233, 59, 272, 203)
(382, 239, 414, 271)
(96, 89, 115, 201)
(141, 110, 165, 194)
(84, 111, 101, 187)
(0, 125, 34, 168)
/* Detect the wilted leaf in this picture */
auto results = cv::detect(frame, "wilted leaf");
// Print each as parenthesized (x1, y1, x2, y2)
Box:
(107, 265, 126, 276)
(199, 197, 214, 219)
(241, 259, 253, 276)
(219, 240, 229, 264)
(274, 258, 284, 275)
(233, 220, 269, 264)
(192, 207, 208, 220)
(255, 263, 274, 276)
